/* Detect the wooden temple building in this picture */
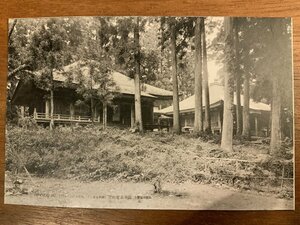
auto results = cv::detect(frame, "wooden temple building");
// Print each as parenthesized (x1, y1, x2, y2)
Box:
(158, 81, 271, 137)
(11, 61, 173, 127)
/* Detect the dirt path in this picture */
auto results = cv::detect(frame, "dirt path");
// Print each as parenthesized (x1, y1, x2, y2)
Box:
(5, 177, 293, 210)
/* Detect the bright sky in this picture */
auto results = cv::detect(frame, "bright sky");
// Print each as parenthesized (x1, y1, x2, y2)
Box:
(208, 60, 222, 83)
(206, 17, 224, 84)
(142, 16, 224, 85)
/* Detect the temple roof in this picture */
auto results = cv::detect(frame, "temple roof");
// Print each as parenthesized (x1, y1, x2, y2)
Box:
(52, 61, 173, 99)
(158, 82, 270, 114)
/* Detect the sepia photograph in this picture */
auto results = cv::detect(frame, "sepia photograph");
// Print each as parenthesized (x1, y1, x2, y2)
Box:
(5, 16, 294, 210)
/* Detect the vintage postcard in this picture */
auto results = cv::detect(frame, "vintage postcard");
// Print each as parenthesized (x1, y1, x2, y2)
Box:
(5, 16, 294, 210)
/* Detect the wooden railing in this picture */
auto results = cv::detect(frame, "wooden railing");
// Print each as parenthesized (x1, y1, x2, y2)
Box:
(33, 112, 100, 123)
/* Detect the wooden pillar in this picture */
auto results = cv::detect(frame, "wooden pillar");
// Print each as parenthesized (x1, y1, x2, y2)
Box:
(94, 105, 98, 122)
(98, 104, 102, 123)
(149, 104, 154, 124)
(131, 104, 135, 128)
(120, 104, 125, 125)
(70, 102, 75, 119)
(218, 110, 222, 133)
(28, 105, 34, 117)
(255, 115, 258, 137)
(20, 106, 25, 118)
(268, 113, 271, 137)
(45, 99, 50, 118)
(103, 102, 107, 128)
(33, 107, 37, 119)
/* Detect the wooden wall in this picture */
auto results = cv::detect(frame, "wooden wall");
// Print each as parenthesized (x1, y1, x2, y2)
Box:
(0, 1, 299, 224)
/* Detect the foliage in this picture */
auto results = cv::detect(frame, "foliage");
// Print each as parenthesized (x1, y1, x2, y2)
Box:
(67, 60, 119, 107)
(17, 117, 38, 129)
(7, 16, 207, 110)
(6, 125, 293, 197)
(7, 18, 85, 118)
(27, 19, 68, 93)
(7, 17, 294, 152)
(211, 18, 292, 108)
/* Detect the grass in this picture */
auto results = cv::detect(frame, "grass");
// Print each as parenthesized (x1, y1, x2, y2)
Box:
(5, 124, 294, 197)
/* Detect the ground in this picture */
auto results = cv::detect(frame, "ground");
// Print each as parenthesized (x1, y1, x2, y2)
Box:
(5, 176, 293, 210)
(5, 125, 294, 210)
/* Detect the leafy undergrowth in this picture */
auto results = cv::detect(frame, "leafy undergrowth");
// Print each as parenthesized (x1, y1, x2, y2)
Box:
(5, 125, 293, 198)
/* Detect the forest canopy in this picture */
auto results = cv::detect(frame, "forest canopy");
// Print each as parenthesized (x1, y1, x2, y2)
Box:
(8, 16, 293, 154)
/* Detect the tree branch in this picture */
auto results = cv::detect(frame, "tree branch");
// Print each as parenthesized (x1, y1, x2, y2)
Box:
(22, 70, 37, 76)
(8, 64, 29, 79)
(8, 19, 17, 43)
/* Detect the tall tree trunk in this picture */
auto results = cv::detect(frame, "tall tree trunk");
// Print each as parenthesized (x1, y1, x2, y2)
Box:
(160, 17, 165, 77)
(270, 75, 282, 155)
(169, 18, 180, 134)
(131, 104, 135, 128)
(134, 17, 143, 133)
(242, 72, 251, 139)
(91, 98, 94, 123)
(50, 90, 54, 130)
(201, 18, 211, 134)
(194, 17, 203, 133)
(269, 19, 288, 155)
(234, 20, 242, 136)
(221, 17, 234, 152)
(103, 102, 107, 128)
(235, 78, 242, 136)
(221, 70, 234, 151)
(49, 69, 54, 130)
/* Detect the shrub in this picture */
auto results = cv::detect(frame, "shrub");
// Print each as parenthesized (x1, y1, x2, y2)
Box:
(17, 117, 38, 129)
(5, 125, 293, 198)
